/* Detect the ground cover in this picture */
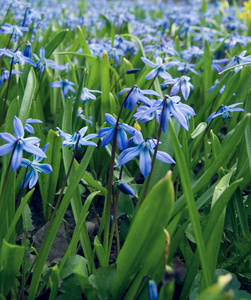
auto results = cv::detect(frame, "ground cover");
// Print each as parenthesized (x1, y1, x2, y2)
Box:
(0, 0, 250, 299)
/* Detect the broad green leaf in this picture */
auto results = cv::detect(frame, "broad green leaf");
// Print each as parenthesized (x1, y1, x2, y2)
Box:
(18, 68, 36, 125)
(94, 236, 108, 267)
(0, 240, 25, 297)
(44, 29, 69, 58)
(22, 203, 34, 232)
(111, 171, 174, 299)
(170, 119, 211, 288)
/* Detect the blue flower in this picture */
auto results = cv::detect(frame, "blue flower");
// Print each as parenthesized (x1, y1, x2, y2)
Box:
(24, 118, 43, 134)
(20, 143, 52, 189)
(115, 131, 175, 178)
(114, 180, 135, 196)
(161, 75, 194, 100)
(0, 116, 46, 172)
(56, 126, 98, 151)
(23, 42, 32, 58)
(141, 56, 172, 80)
(0, 69, 22, 87)
(98, 113, 136, 151)
(33, 47, 68, 73)
(0, 23, 28, 41)
(0, 48, 36, 66)
(165, 60, 198, 75)
(148, 279, 158, 300)
(206, 103, 244, 123)
(211, 58, 229, 73)
(77, 108, 93, 126)
(117, 85, 160, 112)
(80, 87, 102, 105)
(134, 95, 196, 132)
(49, 79, 76, 98)
(223, 50, 251, 72)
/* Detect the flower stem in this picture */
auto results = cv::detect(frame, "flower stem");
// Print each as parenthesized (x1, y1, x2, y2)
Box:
(33, 70, 45, 102)
(103, 86, 135, 257)
(140, 95, 167, 205)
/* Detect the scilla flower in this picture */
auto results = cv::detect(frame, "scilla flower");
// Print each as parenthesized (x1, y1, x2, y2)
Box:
(0, 116, 46, 172)
(206, 103, 244, 122)
(56, 126, 98, 150)
(141, 56, 172, 80)
(115, 131, 175, 178)
(20, 143, 52, 189)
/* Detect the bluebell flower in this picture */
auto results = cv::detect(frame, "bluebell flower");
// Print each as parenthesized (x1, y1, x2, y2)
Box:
(49, 79, 76, 98)
(161, 76, 194, 100)
(115, 131, 175, 178)
(77, 108, 93, 126)
(134, 100, 161, 124)
(56, 126, 98, 151)
(33, 47, 67, 73)
(181, 46, 204, 61)
(134, 95, 196, 132)
(106, 48, 125, 64)
(0, 69, 22, 87)
(98, 113, 136, 150)
(223, 51, 251, 72)
(141, 56, 172, 80)
(211, 58, 229, 73)
(0, 48, 36, 66)
(117, 85, 160, 112)
(165, 60, 198, 75)
(207, 82, 226, 95)
(0, 23, 28, 41)
(0, 116, 46, 172)
(20, 143, 52, 189)
(80, 87, 102, 105)
(148, 279, 158, 300)
(206, 103, 244, 123)
(24, 118, 43, 134)
(23, 42, 32, 58)
(114, 180, 135, 196)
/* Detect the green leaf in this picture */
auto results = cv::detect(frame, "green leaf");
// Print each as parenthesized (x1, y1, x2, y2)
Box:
(111, 171, 174, 299)
(18, 68, 36, 125)
(39, 130, 62, 220)
(0, 240, 25, 297)
(89, 265, 116, 300)
(44, 29, 69, 58)
(100, 52, 111, 124)
(22, 203, 34, 232)
(117, 193, 134, 218)
(49, 265, 60, 300)
(169, 119, 211, 288)
(94, 236, 108, 267)
(191, 122, 207, 139)
(60, 255, 87, 280)
(5, 189, 34, 242)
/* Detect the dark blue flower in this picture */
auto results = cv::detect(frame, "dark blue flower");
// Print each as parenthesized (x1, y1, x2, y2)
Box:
(23, 42, 32, 58)
(56, 126, 98, 151)
(114, 180, 135, 196)
(0, 116, 46, 172)
(206, 103, 244, 123)
(148, 279, 158, 300)
(49, 79, 76, 98)
(20, 143, 52, 189)
(115, 131, 175, 178)
(98, 113, 136, 150)
(117, 85, 160, 112)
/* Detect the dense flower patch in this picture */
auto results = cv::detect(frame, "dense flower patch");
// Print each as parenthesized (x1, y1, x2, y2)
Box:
(0, 0, 250, 299)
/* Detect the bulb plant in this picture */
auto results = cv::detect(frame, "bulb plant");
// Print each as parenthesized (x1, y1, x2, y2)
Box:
(0, 0, 250, 300)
